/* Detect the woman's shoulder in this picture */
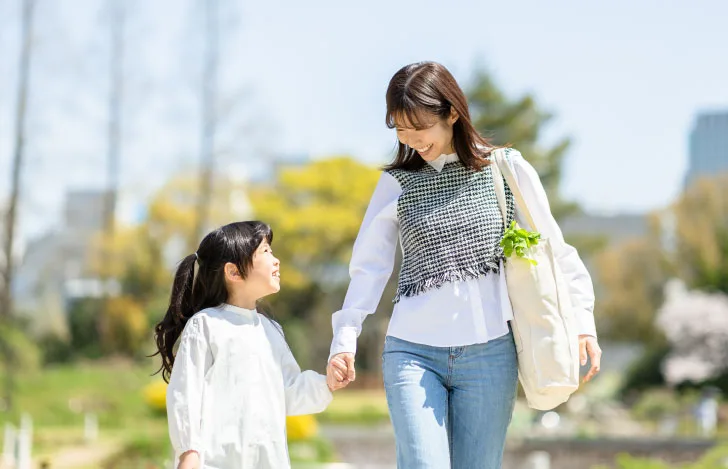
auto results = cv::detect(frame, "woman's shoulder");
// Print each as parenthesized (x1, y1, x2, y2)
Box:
(383, 166, 411, 179)
(502, 147, 524, 162)
(384, 165, 431, 190)
(488, 147, 527, 173)
(478, 145, 524, 164)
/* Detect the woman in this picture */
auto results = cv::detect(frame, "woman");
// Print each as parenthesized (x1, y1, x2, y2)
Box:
(327, 61, 601, 469)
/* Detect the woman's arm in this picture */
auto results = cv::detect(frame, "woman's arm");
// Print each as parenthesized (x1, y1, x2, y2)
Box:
(329, 172, 401, 360)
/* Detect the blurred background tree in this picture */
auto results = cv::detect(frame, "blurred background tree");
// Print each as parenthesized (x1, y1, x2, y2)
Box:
(468, 68, 576, 221)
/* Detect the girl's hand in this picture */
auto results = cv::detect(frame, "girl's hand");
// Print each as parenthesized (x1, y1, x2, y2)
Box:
(579, 335, 602, 383)
(326, 362, 348, 391)
(177, 450, 200, 469)
(327, 353, 355, 391)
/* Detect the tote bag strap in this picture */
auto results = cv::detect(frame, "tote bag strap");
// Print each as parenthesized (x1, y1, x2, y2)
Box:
(491, 148, 539, 233)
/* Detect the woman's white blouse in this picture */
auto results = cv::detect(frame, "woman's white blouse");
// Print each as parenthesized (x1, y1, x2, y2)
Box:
(330, 151, 596, 360)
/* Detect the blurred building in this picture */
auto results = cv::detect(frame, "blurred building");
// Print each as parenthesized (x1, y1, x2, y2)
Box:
(560, 213, 648, 245)
(13, 190, 116, 325)
(685, 111, 728, 187)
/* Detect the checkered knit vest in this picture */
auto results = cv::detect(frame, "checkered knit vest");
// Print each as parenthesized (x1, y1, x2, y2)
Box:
(386, 152, 516, 303)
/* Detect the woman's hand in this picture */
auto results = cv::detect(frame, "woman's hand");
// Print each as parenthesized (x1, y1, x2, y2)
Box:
(579, 335, 602, 383)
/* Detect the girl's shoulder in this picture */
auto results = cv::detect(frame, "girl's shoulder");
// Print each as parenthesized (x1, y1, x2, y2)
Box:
(258, 314, 284, 336)
(183, 306, 225, 333)
(190, 306, 219, 321)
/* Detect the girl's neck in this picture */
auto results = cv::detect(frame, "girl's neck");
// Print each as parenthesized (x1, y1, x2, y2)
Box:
(225, 289, 258, 310)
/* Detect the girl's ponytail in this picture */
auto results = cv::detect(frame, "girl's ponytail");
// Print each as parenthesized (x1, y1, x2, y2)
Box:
(152, 253, 197, 382)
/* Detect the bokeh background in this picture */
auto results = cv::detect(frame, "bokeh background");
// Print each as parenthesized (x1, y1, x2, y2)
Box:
(1, 1, 728, 468)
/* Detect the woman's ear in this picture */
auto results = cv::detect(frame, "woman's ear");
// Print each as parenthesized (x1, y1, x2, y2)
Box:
(449, 106, 459, 125)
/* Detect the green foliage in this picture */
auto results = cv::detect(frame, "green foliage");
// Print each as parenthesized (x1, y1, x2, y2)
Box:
(66, 298, 104, 359)
(318, 390, 390, 425)
(98, 296, 148, 357)
(630, 389, 682, 421)
(249, 156, 381, 368)
(101, 426, 172, 469)
(501, 220, 541, 264)
(468, 68, 576, 220)
(597, 454, 671, 469)
(594, 220, 671, 343)
(0, 362, 162, 428)
(673, 175, 728, 295)
(0, 321, 41, 372)
(288, 437, 335, 464)
(594, 445, 728, 469)
(620, 345, 669, 398)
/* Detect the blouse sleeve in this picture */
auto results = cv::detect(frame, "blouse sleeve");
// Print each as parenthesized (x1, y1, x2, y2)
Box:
(329, 172, 401, 360)
(166, 316, 213, 457)
(510, 150, 597, 337)
(269, 321, 333, 415)
(281, 346, 333, 416)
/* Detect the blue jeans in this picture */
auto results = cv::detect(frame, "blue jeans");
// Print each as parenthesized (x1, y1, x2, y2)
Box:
(382, 330, 518, 469)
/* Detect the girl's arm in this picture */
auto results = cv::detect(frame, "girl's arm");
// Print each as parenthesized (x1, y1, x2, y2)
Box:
(277, 330, 333, 416)
(166, 316, 213, 465)
(329, 172, 401, 360)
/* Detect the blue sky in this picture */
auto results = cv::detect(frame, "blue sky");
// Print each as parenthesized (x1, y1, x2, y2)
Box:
(1, 0, 727, 242)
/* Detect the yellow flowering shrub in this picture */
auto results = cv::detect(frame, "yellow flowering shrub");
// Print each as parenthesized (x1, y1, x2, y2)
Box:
(286, 414, 318, 441)
(144, 380, 167, 413)
(144, 380, 320, 442)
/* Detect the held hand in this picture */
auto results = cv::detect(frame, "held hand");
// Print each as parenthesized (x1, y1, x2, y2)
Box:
(579, 335, 602, 383)
(326, 362, 349, 391)
(327, 352, 356, 391)
(177, 450, 200, 469)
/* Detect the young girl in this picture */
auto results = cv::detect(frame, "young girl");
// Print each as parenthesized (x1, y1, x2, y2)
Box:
(327, 62, 601, 468)
(153, 221, 338, 469)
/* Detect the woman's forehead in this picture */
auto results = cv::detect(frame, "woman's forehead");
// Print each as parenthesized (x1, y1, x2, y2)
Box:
(394, 110, 439, 129)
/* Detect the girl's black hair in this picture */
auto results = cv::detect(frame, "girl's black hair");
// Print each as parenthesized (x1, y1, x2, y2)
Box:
(152, 221, 274, 382)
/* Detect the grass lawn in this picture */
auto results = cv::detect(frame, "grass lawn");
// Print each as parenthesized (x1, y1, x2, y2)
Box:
(320, 388, 390, 425)
(1, 361, 170, 466)
(0, 362, 390, 466)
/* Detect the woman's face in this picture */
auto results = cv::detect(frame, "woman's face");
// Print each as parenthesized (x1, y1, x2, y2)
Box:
(394, 109, 459, 161)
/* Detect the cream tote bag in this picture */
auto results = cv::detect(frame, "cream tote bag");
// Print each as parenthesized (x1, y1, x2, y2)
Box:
(491, 148, 580, 410)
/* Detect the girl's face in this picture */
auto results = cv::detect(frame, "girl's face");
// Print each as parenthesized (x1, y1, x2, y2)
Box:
(394, 109, 459, 162)
(247, 240, 280, 297)
(226, 239, 280, 301)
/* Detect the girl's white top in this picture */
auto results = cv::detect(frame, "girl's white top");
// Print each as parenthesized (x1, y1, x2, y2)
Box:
(330, 150, 597, 360)
(167, 303, 332, 469)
